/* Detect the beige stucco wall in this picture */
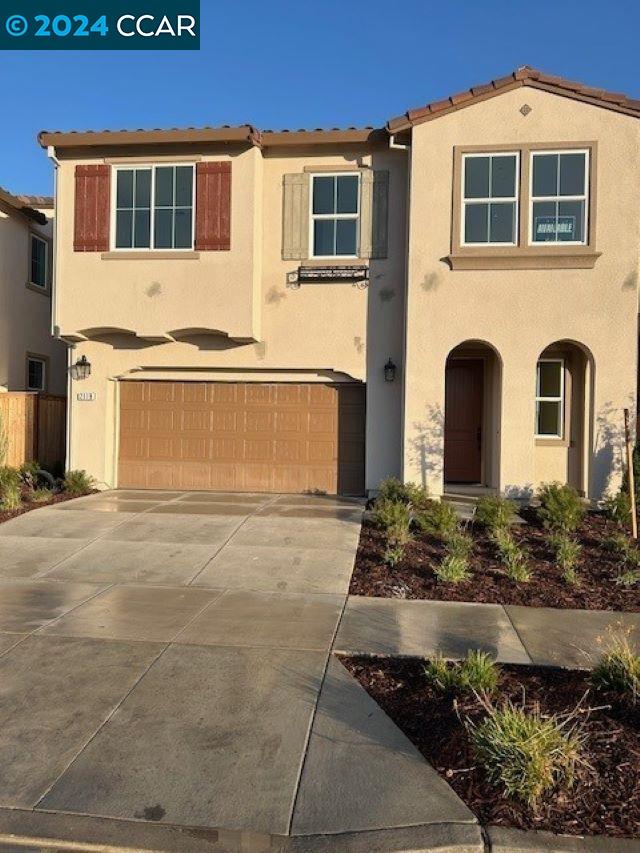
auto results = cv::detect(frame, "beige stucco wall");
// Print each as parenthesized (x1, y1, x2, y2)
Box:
(0, 208, 66, 396)
(403, 86, 640, 500)
(56, 143, 407, 489)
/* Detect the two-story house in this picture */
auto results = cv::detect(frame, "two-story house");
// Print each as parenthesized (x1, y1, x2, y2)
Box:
(39, 67, 640, 499)
(0, 187, 66, 397)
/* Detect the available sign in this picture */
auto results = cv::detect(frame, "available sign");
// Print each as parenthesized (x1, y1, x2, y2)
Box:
(534, 215, 576, 241)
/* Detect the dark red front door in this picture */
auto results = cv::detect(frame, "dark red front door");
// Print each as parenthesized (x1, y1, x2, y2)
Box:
(444, 358, 483, 483)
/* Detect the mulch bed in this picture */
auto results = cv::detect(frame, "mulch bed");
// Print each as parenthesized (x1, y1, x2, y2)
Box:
(0, 490, 84, 525)
(343, 656, 640, 839)
(350, 512, 640, 611)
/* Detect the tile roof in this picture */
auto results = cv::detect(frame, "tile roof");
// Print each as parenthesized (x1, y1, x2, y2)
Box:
(0, 187, 50, 223)
(387, 66, 640, 131)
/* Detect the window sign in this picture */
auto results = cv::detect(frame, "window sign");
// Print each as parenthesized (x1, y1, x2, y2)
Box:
(534, 215, 577, 242)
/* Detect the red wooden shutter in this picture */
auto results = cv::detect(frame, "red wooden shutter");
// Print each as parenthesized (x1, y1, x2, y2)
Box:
(195, 161, 231, 251)
(74, 165, 110, 252)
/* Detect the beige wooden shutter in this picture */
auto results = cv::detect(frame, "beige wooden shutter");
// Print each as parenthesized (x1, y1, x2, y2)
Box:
(359, 170, 389, 259)
(282, 173, 309, 260)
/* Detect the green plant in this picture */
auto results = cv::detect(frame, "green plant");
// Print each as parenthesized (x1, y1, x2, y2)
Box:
(549, 533, 582, 585)
(446, 528, 474, 561)
(19, 460, 40, 479)
(592, 635, 640, 701)
(602, 490, 632, 527)
(377, 477, 428, 508)
(0, 409, 8, 466)
(0, 466, 22, 510)
(435, 553, 471, 584)
(384, 542, 406, 567)
(415, 499, 459, 539)
(469, 698, 585, 807)
(373, 497, 413, 532)
(424, 650, 499, 695)
(536, 482, 585, 534)
(616, 568, 640, 587)
(63, 469, 96, 496)
(474, 495, 517, 533)
(492, 527, 531, 582)
(29, 487, 52, 503)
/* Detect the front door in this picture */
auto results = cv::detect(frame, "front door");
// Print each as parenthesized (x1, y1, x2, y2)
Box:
(444, 358, 483, 483)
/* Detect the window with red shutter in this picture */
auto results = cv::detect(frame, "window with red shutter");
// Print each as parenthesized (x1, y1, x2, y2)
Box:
(74, 165, 110, 252)
(195, 162, 231, 251)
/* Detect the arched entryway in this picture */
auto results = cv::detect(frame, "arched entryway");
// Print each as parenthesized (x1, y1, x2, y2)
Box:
(534, 340, 594, 495)
(444, 341, 502, 487)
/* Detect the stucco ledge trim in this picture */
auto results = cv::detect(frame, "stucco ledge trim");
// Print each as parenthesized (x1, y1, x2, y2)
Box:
(446, 252, 602, 270)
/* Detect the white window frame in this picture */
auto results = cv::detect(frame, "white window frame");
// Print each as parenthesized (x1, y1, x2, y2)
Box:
(529, 149, 589, 246)
(309, 172, 360, 260)
(29, 234, 48, 289)
(111, 163, 196, 252)
(535, 358, 565, 439)
(26, 356, 46, 392)
(461, 152, 519, 247)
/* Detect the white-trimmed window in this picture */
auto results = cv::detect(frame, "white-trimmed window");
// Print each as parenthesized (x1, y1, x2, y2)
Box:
(113, 164, 195, 250)
(26, 356, 46, 392)
(310, 173, 360, 258)
(462, 152, 519, 245)
(530, 150, 588, 244)
(535, 359, 564, 438)
(30, 234, 48, 289)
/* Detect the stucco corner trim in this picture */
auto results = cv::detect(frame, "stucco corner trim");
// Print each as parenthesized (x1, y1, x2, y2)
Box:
(446, 252, 602, 271)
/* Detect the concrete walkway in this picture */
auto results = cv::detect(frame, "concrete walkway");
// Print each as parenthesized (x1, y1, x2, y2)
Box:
(335, 596, 640, 669)
(0, 490, 481, 851)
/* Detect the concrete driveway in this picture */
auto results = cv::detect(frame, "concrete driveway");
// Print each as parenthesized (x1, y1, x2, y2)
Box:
(0, 491, 480, 851)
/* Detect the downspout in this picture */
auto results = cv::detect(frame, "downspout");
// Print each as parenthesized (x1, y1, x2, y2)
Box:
(388, 133, 411, 483)
(47, 145, 72, 471)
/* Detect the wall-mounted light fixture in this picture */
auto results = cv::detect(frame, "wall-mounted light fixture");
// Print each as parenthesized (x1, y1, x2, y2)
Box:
(69, 354, 91, 380)
(384, 358, 397, 382)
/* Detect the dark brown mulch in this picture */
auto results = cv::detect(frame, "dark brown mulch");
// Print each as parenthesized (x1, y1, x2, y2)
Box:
(342, 656, 640, 839)
(349, 513, 640, 611)
(0, 490, 87, 525)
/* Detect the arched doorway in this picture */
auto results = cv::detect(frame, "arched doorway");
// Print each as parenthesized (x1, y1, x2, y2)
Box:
(444, 341, 502, 487)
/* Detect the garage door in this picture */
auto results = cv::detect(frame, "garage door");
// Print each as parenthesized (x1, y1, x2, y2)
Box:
(118, 381, 365, 494)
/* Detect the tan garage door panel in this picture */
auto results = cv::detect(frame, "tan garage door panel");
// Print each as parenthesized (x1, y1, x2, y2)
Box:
(118, 381, 365, 495)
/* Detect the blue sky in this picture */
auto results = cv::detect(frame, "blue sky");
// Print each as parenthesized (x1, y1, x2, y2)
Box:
(3, 0, 640, 196)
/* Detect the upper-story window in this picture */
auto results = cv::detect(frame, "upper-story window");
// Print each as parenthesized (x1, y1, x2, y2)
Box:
(530, 150, 588, 245)
(113, 164, 194, 250)
(462, 153, 518, 245)
(30, 234, 48, 289)
(310, 173, 360, 258)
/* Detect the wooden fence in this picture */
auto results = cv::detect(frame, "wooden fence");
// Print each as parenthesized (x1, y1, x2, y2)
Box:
(0, 393, 66, 473)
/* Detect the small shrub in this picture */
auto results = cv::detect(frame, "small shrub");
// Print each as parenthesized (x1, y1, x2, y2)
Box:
(475, 495, 517, 533)
(0, 466, 22, 511)
(415, 499, 459, 539)
(446, 527, 474, 560)
(602, 490, 632, 527)
(29, 487, 52, 503)
(616, 568, 640, 588)
(384, 542, 406, 567)
(603, 532, 634, 557)
(435, 553, 471, 584)
(377, 477, 428, 508)
(550, 533, 582, 585)
(592, 635, 640, 701)
(63, 469, 96, 496)
(19, 460, 40, 479)
(469, 698, 584, 807)
(424, 650, 499, 695)
(373, 497, 413, 533)
(492, 527, 531, 583)
(536, 482, 585, 534)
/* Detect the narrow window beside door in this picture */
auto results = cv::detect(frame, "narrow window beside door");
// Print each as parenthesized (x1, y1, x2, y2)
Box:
(535, 359, 564, 438)
(114, 164, 194, 250)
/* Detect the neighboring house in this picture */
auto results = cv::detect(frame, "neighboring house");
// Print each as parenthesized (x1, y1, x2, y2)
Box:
(0, 188, 66, 397)
(40, 67, 639, 499)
